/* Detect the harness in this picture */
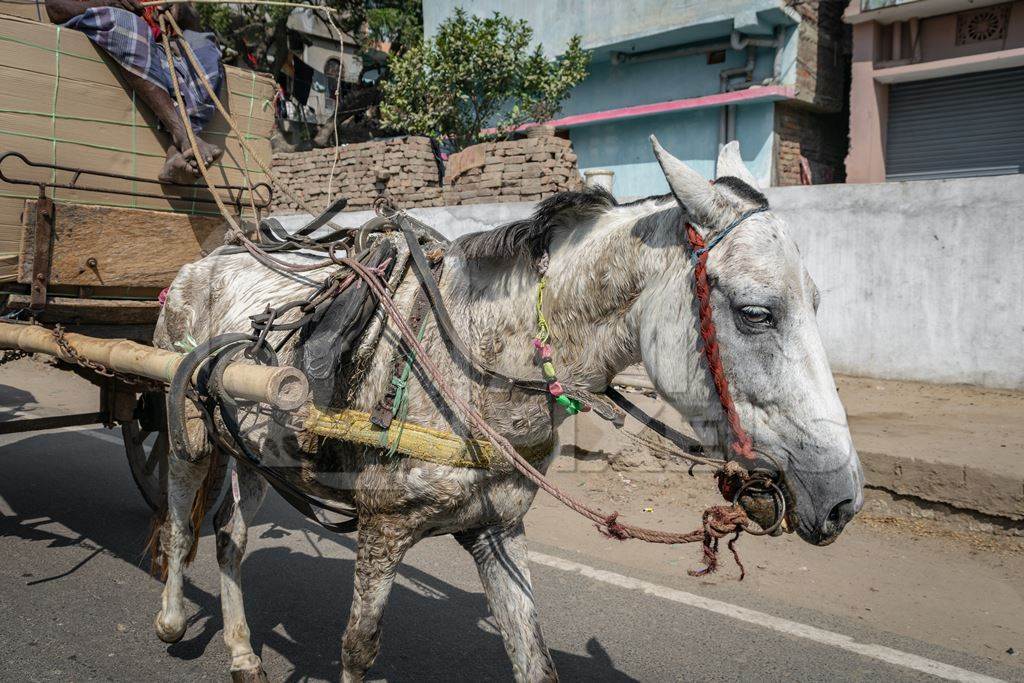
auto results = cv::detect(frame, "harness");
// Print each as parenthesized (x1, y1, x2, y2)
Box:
(168, 197, 789, 577)
(149, 10, 786, 575)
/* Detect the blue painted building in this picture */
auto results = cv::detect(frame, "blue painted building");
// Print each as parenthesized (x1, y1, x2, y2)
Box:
(423, 1, 850, 196)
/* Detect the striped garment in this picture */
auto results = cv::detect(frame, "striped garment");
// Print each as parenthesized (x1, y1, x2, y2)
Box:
(63, 6, 223, 132)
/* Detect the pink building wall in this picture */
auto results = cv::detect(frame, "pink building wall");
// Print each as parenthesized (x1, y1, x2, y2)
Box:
(845, 0, 1024, 182)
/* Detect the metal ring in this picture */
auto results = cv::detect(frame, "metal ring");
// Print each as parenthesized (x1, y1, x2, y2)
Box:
(373, 195, 398, 219)
(732, 476, 787, 536)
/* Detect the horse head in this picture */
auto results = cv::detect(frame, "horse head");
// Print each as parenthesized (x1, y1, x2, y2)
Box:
(640, 137, 864, 546)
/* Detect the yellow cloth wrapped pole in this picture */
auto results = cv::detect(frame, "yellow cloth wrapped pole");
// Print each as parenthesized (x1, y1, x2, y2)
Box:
(305, 406, 552, 469)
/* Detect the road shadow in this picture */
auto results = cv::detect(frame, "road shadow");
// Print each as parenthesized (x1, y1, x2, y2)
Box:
(0, 429, 636, 682)
(0, 383, 37, 421)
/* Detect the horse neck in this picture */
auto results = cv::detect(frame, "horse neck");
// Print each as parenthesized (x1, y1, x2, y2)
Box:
(444, 200, 687, 392)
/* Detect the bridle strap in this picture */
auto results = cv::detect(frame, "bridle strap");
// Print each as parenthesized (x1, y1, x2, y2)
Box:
(604, 386, 704, 454)
(685, 208, 768, 463)
(689, 206, 769, 264)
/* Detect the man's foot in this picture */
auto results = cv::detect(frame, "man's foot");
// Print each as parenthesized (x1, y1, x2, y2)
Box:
(179, 136, 224, 176)
(158, 146, 197, 185)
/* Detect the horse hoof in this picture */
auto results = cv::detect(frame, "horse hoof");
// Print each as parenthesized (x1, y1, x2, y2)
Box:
(154, 612, 186, 644)
(231, 666, 269, 683)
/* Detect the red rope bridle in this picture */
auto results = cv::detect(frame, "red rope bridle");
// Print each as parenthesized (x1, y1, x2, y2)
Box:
(685, 221, 757, 463)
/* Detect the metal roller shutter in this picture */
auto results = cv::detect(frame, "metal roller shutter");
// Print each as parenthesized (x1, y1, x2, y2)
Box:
(885, 66, 1024, 181)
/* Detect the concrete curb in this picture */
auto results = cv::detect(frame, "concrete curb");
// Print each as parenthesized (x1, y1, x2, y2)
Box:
(859, 450, 1023, 522)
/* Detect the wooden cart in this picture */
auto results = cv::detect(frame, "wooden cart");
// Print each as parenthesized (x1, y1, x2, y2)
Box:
(0, 7, 282, 509)
(0, 151, 275, 510)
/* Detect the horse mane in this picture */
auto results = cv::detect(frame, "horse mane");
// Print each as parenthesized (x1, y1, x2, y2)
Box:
(455, 187, 618, 261)
(453, 178, 766, 263)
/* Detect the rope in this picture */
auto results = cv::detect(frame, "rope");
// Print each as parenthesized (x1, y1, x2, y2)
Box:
(162, 11, 333, 219)
(324, 10, 344, 205)
(142, 0, 346, 12)
(380, 316, 428, 458)
(50, 25, 61, 198)
(685, 223, 756, 461)
(156, 11, 753, 576)
(160, 16, 340, 276)
(242, 70, 258, 221)
(131, 89, 137, 207)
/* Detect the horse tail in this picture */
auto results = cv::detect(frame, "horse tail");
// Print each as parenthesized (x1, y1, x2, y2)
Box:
(145, 505, 168, 581)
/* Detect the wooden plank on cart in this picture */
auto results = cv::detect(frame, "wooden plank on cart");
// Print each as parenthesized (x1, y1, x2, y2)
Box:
(0, 12, 276, 282)
(4, 293, 161, 325)
(17, 201, 229, 288)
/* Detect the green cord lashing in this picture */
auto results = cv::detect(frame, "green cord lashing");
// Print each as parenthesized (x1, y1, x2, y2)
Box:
(534, 276, 549, 343)
(380, 316, 429, 458)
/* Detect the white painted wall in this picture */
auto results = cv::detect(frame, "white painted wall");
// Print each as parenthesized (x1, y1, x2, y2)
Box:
(767, 175, 1024, 390)
(277, 173, 1024, 389)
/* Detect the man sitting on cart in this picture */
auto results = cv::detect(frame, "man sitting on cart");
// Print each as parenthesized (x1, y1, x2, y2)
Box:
(43, 0, 224, 185)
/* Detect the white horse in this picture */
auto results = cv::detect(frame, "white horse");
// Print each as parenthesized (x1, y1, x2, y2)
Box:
(151, 138, 863, 682)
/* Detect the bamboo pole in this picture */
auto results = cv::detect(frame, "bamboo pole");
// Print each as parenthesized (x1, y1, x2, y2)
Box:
(0, 322, 308, 411)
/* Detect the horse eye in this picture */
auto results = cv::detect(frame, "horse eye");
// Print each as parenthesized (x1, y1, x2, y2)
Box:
(739, 306, 774, 327)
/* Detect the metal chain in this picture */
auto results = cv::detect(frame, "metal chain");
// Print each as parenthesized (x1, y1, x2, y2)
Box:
(51, 325, 164, 390)
(0, 349, 29, 366)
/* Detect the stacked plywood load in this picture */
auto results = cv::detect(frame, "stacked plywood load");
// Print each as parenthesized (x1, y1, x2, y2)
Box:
(0, 6, 277, 282)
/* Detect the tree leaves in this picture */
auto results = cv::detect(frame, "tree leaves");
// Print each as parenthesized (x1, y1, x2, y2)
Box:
(380, 8, 590, 150)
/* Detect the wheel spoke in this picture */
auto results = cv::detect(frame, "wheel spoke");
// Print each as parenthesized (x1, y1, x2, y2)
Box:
(144, 432, 169, 476)
(133, 429, 152, 448)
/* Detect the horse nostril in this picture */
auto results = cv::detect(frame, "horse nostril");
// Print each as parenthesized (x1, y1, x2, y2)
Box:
(826, 498, 855, 528)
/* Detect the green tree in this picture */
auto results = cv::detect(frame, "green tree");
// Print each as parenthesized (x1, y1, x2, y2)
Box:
(380, 9, 589, 150)
(366, 0, 423, 56)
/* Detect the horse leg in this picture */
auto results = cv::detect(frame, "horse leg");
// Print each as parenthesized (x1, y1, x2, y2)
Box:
(341, 517, 415, 683)
(154, 454, 209, 643)
(214, 464, 269, 682)
(455, 522, 558, 683)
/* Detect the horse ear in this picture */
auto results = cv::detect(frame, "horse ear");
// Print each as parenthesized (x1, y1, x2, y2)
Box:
(650, 135, 721, 225)
(715, 140, 760, 190)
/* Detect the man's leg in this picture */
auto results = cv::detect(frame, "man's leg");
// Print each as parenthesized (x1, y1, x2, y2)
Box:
(119, 68, 222, 183)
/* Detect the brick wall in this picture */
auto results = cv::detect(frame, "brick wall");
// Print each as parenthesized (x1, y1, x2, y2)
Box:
(270, 132, 584, 212)
(774, 102, 848, 186)
(443, 134, 583, 205)
(772, 1, 851, 186)
(270, 136, 443, 213)
(789, 0, 850, 113)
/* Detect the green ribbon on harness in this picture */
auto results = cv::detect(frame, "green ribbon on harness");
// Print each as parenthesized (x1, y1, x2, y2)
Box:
(379, 316, 429, 458)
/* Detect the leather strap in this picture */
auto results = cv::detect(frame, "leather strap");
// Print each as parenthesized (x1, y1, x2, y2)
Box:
(603, 386, 704, 455)
(398, 217, 552, 396)
(371, 257, 444, 429)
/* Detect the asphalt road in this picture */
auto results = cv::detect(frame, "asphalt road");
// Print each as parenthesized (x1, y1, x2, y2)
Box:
(1, 423, 1022, 683)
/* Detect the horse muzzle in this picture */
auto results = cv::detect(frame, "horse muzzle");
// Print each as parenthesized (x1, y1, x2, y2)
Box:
(725, 467, 796, 537)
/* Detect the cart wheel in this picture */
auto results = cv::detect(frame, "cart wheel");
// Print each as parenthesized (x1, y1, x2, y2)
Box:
(123, 420, 170, 512)
(122, 392, 227, 513)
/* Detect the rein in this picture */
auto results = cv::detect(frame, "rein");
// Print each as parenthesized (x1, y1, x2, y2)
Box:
(152, 10, 783, 573)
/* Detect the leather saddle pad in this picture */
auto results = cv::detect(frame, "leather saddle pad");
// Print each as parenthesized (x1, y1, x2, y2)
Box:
(298, 239, 398, 407)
